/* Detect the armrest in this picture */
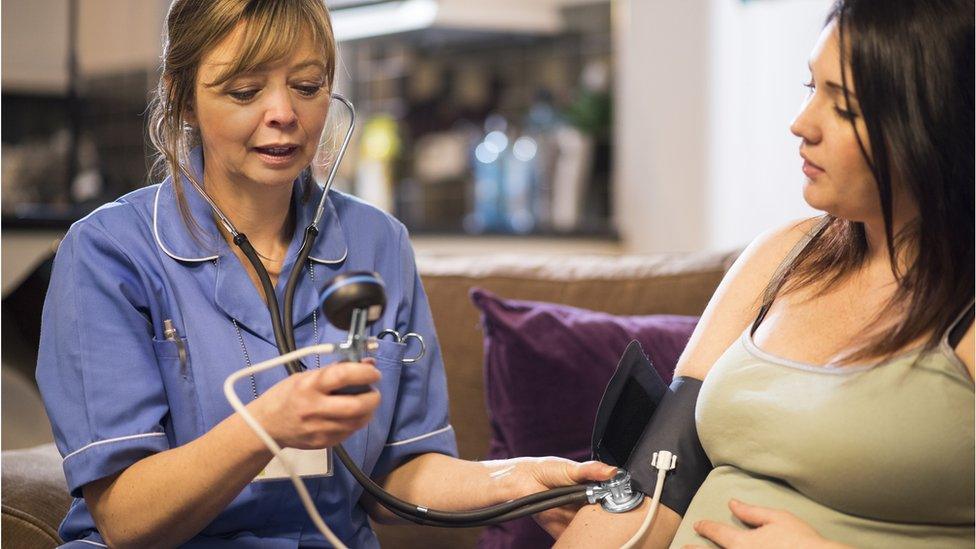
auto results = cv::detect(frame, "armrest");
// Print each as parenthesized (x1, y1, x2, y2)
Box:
(2, 443, 70, 547)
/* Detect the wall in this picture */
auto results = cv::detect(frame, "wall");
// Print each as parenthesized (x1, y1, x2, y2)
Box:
(5, 0, 832, 256)
(2, 0, 70, 92)
(76, 0, 169, 77)
(614, 0, 829, 254)
(613, 0, 710, 254)
(2, 1, 170, 90)
(706, 0, 827, 251)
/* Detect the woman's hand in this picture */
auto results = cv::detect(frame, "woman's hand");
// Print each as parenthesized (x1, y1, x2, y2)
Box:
(686, 499, 850, 549)
(487, 457, 617, 539)
(246, 360, 381, 449)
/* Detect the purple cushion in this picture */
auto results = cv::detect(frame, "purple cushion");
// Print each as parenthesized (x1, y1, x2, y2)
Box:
(469, 288, 698, 549)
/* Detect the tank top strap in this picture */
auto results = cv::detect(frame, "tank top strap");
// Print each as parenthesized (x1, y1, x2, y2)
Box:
(946, 300, 975, 348)
(751, 218, 831, 336)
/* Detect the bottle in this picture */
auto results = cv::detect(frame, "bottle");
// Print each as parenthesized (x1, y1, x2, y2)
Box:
(465, 114, 509, 233)
(523, 90, 560, 232)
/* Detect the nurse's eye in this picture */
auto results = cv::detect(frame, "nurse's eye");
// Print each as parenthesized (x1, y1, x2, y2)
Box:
(228, 89, 259, 102)
(802, 80, 815, 94)
(294, 84, 324, 98)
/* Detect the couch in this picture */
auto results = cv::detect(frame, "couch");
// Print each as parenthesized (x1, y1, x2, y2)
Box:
(2, 250, 735, 548)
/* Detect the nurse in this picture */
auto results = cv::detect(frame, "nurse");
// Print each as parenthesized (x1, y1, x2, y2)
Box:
(35, 1, 615, 547)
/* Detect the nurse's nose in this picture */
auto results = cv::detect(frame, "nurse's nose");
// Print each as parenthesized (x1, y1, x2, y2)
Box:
(264, 89, 298, 128)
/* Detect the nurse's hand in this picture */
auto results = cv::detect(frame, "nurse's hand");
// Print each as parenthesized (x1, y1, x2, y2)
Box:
(497, 457, 617, 538)
(246, 360, 382, 450)
(687, 499, 851, 549)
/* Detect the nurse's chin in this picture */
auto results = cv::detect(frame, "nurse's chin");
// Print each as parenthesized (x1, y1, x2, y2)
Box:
(242, 170, 305, 191)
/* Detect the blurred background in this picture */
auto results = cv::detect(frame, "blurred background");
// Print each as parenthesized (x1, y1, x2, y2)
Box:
(2, 0, 831, 301)
(1, 0, 832, 461)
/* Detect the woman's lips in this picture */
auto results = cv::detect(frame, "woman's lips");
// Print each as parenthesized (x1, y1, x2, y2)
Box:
(802, 158, 825, 179)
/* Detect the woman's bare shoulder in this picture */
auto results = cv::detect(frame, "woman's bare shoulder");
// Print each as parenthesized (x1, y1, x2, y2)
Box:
(674, 216, 823, 379)
(954, 324, 975, 381)
(746, 216, 824, 267)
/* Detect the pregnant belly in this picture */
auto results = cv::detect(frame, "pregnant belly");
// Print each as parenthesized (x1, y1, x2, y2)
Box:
(669, 466, 973, 549)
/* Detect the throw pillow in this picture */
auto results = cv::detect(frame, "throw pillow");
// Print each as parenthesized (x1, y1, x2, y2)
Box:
(469, 288, 698, 549)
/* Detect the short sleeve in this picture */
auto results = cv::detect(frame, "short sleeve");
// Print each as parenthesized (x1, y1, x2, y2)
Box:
(36, 219, 171, 498)
(371, 226, 458, 478)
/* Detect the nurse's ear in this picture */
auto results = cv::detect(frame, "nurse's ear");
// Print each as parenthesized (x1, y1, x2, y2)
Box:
(183, 101, 198, 129)
(162, 73, 198, 130)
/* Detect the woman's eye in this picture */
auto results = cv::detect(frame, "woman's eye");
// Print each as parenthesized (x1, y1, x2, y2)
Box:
(295, 85, 323, 97)
(833, 105, 858, 120)
(802, 80, 816, 93)
(228, 89, 258, 102)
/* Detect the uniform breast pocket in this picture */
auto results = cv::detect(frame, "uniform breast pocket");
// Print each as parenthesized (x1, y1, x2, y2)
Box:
(152, 336, 189, 377)
(361, 338, 407, 471)
(151, 336, 203, 441)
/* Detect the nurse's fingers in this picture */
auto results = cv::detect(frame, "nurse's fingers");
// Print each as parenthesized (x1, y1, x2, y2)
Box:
(570, 460, 618, 484)
(314, 390, 381, 420)
(315, 416, 374, 435)
(314, 361, 382, 393)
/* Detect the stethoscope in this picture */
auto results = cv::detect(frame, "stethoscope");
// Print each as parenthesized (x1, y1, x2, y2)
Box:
(188, 93, 604, 539)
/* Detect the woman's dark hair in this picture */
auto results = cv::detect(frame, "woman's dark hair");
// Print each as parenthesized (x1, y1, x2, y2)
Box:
(766, 0, 974, 363)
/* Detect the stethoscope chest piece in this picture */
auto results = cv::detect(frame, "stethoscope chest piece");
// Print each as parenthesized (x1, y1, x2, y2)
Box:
(319, 272, 386, 330)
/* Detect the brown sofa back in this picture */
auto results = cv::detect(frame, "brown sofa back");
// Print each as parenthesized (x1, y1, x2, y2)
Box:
(373, 251, 736, 547)
(419, 251, 736, 462)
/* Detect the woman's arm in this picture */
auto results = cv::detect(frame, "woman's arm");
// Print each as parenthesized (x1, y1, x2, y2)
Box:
(551, 218, 824, 548)
(556, 499, 682, 548)
(673, 218, 822, 380)
(83, 362, 381, 549)
(955, 324, 974, 380)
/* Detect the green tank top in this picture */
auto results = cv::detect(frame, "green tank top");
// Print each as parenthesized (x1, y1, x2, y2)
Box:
(671, 310, 975, 548)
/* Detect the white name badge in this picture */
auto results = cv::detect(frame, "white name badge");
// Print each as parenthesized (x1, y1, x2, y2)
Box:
(254, 448, 333, 481)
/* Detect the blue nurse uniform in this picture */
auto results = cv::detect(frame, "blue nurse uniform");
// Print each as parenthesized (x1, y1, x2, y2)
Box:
(36, 149, 458, 547)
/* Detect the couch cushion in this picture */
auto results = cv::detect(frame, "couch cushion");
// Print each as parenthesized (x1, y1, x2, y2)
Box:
(375, 251, 735, 549)
(417, 251, 735, 461)
(470, 289, 698, 549)
(2, 443, 69, 548)
(2, 367, 54, 451)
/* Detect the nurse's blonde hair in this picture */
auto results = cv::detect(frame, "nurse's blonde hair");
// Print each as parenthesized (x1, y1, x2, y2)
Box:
(147, 0, 337, 234)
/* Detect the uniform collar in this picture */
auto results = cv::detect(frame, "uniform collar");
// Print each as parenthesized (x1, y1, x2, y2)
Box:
(152, 147, 347, 264)
(153, 148, 347, 347)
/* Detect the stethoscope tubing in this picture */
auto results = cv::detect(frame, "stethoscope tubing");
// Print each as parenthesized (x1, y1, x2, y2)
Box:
(201, 93, 584, 527)
(379, 490, 589, 528)
(282, 224, 318, 359)
(257, 236, 588, 525)
(234, 233, 304, 375)
(334, 442, 588, 524)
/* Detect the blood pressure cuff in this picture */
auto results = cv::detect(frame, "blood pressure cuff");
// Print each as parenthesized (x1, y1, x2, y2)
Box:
(591, 341, 712, 516)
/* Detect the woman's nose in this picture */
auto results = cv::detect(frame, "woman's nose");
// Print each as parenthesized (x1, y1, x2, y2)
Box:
(264, 89, 298, 128)
(790, 100, 821, 144)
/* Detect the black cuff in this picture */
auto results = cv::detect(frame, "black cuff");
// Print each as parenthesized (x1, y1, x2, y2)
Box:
(626, 376, 712, 515)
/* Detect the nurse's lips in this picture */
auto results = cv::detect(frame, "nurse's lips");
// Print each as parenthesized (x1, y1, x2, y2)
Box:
(254, 144, 300, 166)
(800, 152, 825, 179)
